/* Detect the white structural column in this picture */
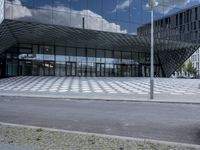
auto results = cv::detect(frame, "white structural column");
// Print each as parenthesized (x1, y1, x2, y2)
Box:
(148, 0, 158, 99)
(150, 7, 154, 99)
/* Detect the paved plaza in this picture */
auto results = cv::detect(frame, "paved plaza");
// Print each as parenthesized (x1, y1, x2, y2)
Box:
(0, 76, 200, 102)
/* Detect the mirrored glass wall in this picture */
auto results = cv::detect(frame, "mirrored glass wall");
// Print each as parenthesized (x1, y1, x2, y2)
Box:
(0, 0, 4, 23)
(4, 0, 189, 35)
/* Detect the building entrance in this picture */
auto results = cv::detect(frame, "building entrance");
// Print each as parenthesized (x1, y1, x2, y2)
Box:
(66, 62, 76, 76)
(96, 63, 105, 77)
(3, 45, 164, 77)
(120, 64, 132, 77)
(141, 64, 150, 77)
(0, 60, 5, 78)
(19, 61, 32, 76)
(44, 61, 55, 76)
(113, 64, 132, 77)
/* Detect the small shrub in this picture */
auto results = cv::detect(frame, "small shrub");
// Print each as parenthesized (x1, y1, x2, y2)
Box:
(36, 128, 43, 132)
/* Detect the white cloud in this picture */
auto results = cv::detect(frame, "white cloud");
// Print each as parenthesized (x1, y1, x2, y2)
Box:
(69, 9, 127, 33)
(112, 0, 133, 12)
(154, 0, 191, 14)
(5, 0, 32, 18)
(112, 0, 193, 14)
(7, 0, 127, 34)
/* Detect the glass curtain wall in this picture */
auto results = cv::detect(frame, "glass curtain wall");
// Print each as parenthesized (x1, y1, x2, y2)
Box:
(0, 0, 4, 23)
(4, 0, 183, 35)
(4, 44, 163, 77)
(55, 46, 65, 76)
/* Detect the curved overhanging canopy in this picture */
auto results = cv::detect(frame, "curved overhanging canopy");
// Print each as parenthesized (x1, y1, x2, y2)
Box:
(0, 19, 199, 77)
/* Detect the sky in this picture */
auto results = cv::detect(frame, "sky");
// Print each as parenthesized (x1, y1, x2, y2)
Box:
(5, 0, 200, 34)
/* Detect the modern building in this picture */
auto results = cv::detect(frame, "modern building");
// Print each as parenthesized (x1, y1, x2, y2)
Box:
(0, 0, 199, 78)
(138, 4, 200, 76)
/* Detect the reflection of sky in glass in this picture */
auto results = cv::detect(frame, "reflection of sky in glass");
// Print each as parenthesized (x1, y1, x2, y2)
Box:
(19, 54, 56, 61)
(19, 53, 139, 64)
(0, 0, 4, 23)
(4, 0, 200, 34)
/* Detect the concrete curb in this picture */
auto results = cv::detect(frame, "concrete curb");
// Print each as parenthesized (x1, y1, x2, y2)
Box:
(0, 122, 200, 149)
(0, 93, 200, 105)
(0, 144, 33, 150)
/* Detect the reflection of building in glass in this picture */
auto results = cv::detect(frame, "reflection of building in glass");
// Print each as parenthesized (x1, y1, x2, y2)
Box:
(0, 0, 199, 78)
(188, 48, 200, 76)
(138, 4, 200, 76)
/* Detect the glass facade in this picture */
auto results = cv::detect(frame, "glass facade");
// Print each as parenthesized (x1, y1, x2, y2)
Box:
(4, 44, 163, 77)
(138, 4, 200, 43)
(0, 0, 4, 23)
(4, 0, 186, 35)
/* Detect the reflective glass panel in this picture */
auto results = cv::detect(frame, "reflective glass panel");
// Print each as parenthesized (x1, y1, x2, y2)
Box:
(0, 0, 4, 23)
(3, 0, 190, 35)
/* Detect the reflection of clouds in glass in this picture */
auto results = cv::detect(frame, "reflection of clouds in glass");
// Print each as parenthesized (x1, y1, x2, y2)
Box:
(112, 0, 193, 15)
(113, 0, 191, 14)
(112, 0, 133, 12)
(9, 0, 32, 18)
(10, 0, 127, 34)
(0, 0, 4, 23)
(155, 0, 191, 14)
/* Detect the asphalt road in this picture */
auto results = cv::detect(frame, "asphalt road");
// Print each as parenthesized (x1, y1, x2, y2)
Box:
(0, 96, 200, 145)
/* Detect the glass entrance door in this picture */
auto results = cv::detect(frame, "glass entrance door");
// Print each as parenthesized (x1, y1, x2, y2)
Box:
(6, 60, 18, 76)
(0, 60, 4, 78)
(44, 61, 55, 76)
(113, 64, 121, 76)
(140, 64, 150, 77)
(96, 63, 105, 77)
(19, 61, 32, 76)
(121, 64, 132, 77)
(131, 64, 139, 77)
(66, 62, 76, 76)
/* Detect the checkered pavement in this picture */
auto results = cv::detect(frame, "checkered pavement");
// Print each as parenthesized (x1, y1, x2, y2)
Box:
(0, 76, 200, 95)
